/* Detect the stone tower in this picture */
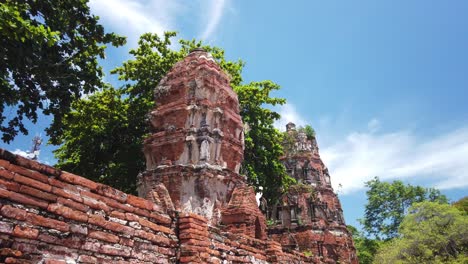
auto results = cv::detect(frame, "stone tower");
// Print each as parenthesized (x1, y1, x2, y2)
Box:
(267, 123, 358, 263)
(137, 49, 266, 238)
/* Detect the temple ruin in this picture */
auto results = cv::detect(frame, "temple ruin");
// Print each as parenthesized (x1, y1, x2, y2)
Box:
(0, 49, 357, 263)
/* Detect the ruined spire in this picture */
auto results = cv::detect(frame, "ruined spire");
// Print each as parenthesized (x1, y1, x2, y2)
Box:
(144, 50, 244, 172)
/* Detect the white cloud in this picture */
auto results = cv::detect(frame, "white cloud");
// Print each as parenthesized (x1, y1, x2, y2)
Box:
(200, 0, 227, 40)
(12, 149, 37, 160)
(320, 119, 468, 194)
(89, 0, 228, 47)
(274, 103, 308, 131)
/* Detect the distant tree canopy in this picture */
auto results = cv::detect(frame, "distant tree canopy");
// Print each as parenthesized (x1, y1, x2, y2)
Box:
(353, 178, 459, 263)
(452, 196, 468, 215)
(374, 201, 468, 263)
(347, 225, 382, 264)
(0, 0, 125, 143)
(54, 32, 293, 200)
(360, 176, 448, 240)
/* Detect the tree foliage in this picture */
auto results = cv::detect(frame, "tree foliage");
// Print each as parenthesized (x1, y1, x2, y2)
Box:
(347, 225, 382, 264)
(236, 81, 293, 202)
(374, 201, 468, 263)
(298, 125, 315, 140)
(361, 176, 448, 240)
(0, 0, 125, 143)
(452, 196, 468, 215)
(55, 32, 291, 201)
(53, 87, 143, 193)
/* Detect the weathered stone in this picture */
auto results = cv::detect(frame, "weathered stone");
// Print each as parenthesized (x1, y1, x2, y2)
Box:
(265, 122, 357, 263)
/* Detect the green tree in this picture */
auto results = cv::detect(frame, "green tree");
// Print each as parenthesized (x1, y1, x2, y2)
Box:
(297, 125, 315, 140)
(53, 87, 144, 193)
(347, 225, 382, 264)
(361, 177, 448, 240)
(0, 0, 125, 143)
(452, 196, 468, 215)
(374, 201, 468, 263)
(236, 81, 294, 202)
(54, 32, 292, 200)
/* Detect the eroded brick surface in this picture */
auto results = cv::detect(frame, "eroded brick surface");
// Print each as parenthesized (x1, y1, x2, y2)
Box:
(265, 123, 358, 263)
(0, 50, 356, 263)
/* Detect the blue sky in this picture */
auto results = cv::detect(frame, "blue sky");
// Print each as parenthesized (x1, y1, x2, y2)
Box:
(2, 0, 468, 228)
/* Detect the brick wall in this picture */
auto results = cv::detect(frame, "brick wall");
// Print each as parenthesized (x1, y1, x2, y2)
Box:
(0, 149, 177, 263)
(178, 213, 317, 264)
(0, 148, 330, 263)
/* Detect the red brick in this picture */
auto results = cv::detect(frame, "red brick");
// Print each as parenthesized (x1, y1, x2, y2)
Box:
(9, 159, 49, 183)
(0, 248, 22, 257)
(127, 195, 154, 211)
(81, 241, 102, 253)
(88, 214, 106, 227)
(83, 190, 134, 213)
(5, 191, 49, 209)
(179, 213, 208, 223)
(38, 233, 60, 244)
(179, 233, 209, 241)
(70, 224, 88, 235)
(44, 260, 67, 264)
(18, 185, 57, 202)
(96, 184, 127, 203)
(119, 237, 134, 247)
(77, 255, 97, 263)
(57, 197, 89, 213)
(13, 174, 51, 192)
(48, 177, 67, 188)
(80, 191, 110, 212)
(5, 257, 33, 263)
(179, 222, 207, 232)
(159, 246, 176, 256)
(138, 218, 174, 235)
(51, 187, 82, 203)
(179, 228, 209, 237)
(47, 203, 88, 223)
(13, 155, 60, 177)
(8, 163, 37, 179)
(59, 171, 98, 191)
(0, 159, 11, 169)
(61, 235, 85, 249)
(133, 207, 151, 218)
(0, 177, 20, 192)
(110, 210, 126, 220)
(180, 238, 211, 247)
(131, 249, 159, 261)
(0, 221, 14, 234)
(1, 205, 28, 221)
(99, 244, 131, 257)
(28, 213, 69, 232)
(0, 187, 11, 198)
(0, 169, 15, 180)
(125, 212, 140, 222)
(179, 255, 201, 263)
(13, 226, 39, 239)
(134, 230, 174, 247)
(104, 220, 134, 235)
(149, 212, 172, 225)
(88, 230, 119, 243)
(178, 217, 207, 226)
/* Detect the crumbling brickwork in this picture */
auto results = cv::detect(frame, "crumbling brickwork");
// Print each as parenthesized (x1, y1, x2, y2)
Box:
(265, 123, 358, 263)
(138, 48, 266, 237)
(0, 50, 357, 263)
(0, 149, 177, 263)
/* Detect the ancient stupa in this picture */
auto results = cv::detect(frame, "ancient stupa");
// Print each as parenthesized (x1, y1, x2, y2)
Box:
(137, 48, 266, 238)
